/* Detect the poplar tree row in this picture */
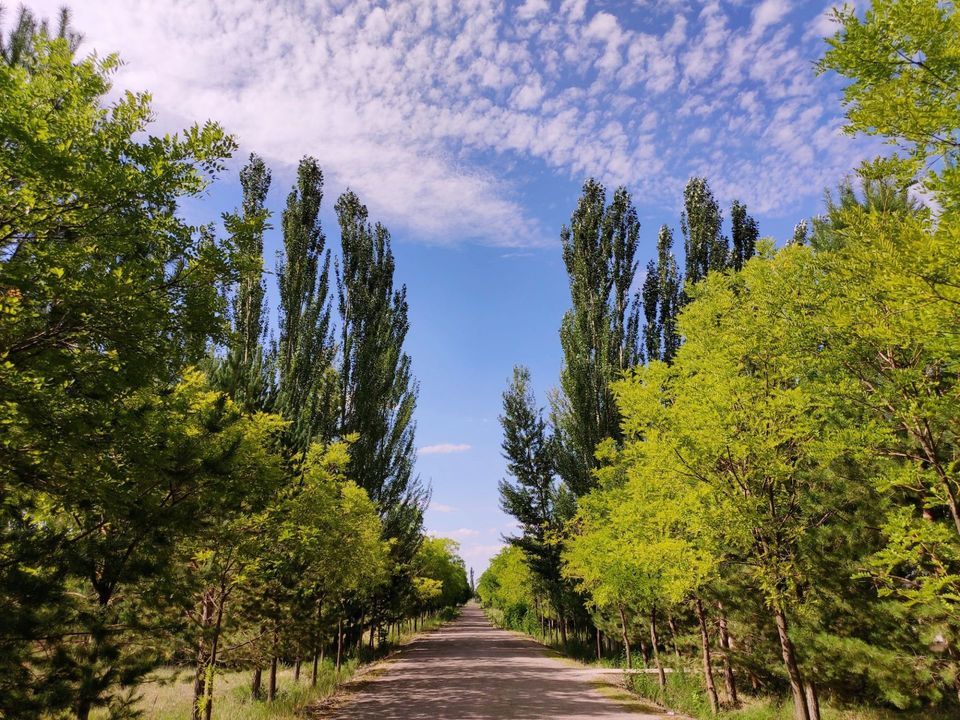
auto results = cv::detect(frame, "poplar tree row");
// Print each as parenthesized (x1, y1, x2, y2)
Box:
(483, 1, 960, 717)
(0, 11, 469, 720)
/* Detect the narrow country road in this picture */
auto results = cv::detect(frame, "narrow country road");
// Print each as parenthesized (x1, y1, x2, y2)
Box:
(322, 603, 671, 719)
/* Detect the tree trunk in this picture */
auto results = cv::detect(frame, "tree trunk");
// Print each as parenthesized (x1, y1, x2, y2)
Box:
(805, 681, 821, 720)
(596, 627, 602, 661)
(717, 601, 738, 707)
(268, 655, 278, 702)
(336, 617, 344, 672)
(369, 623, 375, 651)
(251, 667, 262, 701)
(773, 603, 810, 720)
(668, 614, 682, 660)
(192, 590, 213, 720)
(203, 586, 227, 720)
(650, 607, 666, 688)
(617, 603, 632, 669)
(312, 651, 320, 687)
(294, 658, 301, 682)
(560, 615, 569, 647)
(694, 597, 719, 715)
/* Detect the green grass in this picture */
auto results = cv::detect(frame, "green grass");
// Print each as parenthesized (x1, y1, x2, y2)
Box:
(626, 674, 953, 720)
(85, 614, 455, 720)
(89, 660, 356, 720)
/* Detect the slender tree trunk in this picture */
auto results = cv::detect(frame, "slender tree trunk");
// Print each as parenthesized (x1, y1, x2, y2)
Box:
(312, 651, 320, 687)
(617, 603, 632, 669)
(251, 668, 262, 701)
(694, 598, 719, 715)
(560, 615, 569, 647)
(336, 617, 344, 672)
(772, 603, 810, 720)
(717, 601, 738, 707)
(192, 590, 213, 720)
(805, 681, 821, 720)
(668, 614, 682, 661)
(650, 607, 666, 688)
(294, 658, 301, 681)
(638, 636, 650, 668)
(596, 626, 602, 661)
(268, 655, 278, 702)
(203, 586, 227, 720)
(369, 623, 375, 651)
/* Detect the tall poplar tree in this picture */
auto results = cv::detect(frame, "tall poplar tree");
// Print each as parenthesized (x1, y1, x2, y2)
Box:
(553, 179, 641, 497)
(335, 190, 423, 543)
(730, 200, 759, 271)
(681, 177, 726, 287)
(641, 225, 682, 365)
(276, 157, 337, 451)
(215, 154, 273, 410)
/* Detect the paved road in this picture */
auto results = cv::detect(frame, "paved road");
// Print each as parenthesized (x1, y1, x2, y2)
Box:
(324, 603, 669, 720)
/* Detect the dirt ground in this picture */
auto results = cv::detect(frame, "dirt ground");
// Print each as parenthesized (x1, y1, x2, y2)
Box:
(320, 602, 674, 720)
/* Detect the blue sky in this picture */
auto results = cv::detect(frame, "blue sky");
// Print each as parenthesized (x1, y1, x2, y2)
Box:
(25, 0, 877, 573)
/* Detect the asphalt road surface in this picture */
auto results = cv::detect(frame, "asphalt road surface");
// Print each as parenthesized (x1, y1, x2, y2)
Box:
(323, 602, 671, 720)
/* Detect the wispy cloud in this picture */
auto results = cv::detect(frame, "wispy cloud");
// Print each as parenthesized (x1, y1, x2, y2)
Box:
(429, 502, 458, 513)
(431, 528, 481, 539)
(419, 443, 472, 456)
(34, 0, 875, 242)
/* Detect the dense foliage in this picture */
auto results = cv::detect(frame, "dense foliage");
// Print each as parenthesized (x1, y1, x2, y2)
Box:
(482, 1, 960, 718)
(0, 11, 467, 720)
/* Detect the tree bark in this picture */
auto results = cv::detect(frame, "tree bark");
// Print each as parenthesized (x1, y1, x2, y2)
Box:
(717, 601, 738, 707)
(596, 626, 602, 661)
(617, 603, 632, 669)
(192, 589, 214, 720)
(294, 658, 301, 682)
(773, 603, 810, 720)
(667, 614, 682, 661)
(203, 586, 227, 720)
(694, 597, 719, 715)
(805, 681, 821, 720)
(251, 667, 262, 701)
(650, 607, 666, 688)
(335, 617, 344, 672)
(268, 655, 278, 702)
(560, 615, 569, 647)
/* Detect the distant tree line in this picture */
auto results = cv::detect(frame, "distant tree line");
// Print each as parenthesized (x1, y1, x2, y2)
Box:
(480, 1, 960, 718)
(0, 9, 470, 720)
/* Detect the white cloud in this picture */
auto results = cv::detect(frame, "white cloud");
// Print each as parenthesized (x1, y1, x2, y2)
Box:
(433, 528, 481, 539)
(24, 0, 876, 235)
(419, 443, 472, 455)
(751, 0, 792, 38)
(429, 502, 458, 513)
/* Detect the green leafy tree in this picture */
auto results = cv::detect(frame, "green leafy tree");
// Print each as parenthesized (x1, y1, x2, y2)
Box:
(276, 157, 337, 451)
(680, 177, 726, 287)
(729, 200, 758, 271)
(819, 0, 960, 213)
(0, 30, 236, 719)
(553, 179, 641, 497)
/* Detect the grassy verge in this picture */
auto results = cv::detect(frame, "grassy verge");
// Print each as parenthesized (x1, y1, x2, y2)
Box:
(627, 672, 948, 720)
(88, 610, 459, 720)
(480, 607, 945, 720)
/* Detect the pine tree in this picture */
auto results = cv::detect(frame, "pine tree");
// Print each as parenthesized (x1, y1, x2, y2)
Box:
(554, 179, 641, 497)
(498, 366, 566, 635)
(276, 157, 337, 451)
(730, 200, 759, 271)
(681, 177, 726, 286)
